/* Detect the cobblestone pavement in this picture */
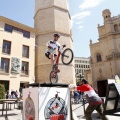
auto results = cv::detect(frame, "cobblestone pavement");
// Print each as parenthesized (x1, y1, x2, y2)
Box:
(0, 104, 22, 120)
(0, 102, 120, 120)
(72, 102, 120, 120)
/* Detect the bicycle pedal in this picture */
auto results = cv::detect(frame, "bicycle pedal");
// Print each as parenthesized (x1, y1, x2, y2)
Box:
(57, 69, 60, 73)
(55, 69, 60, 73)
(52, 65, 57, 70)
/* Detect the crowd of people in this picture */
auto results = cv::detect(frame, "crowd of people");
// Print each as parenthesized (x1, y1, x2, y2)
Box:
(70, 90, 83, 104)
(6, 90, 19, 99)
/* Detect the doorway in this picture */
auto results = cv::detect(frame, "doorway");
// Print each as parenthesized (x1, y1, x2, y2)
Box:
(0, 80, 9, 91)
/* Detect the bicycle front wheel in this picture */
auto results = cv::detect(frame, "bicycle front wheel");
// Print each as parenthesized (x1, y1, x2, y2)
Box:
(61, 48, 74, 65)
(49, 71, 58, 83)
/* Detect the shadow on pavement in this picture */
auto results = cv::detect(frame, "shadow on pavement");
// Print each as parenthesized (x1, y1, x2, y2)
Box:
(0, 113, 17, 117)
(91, 113, 101, 120)
(77, 113, 101, 120)
(77, 115, 86, 119)
(5, 117, 8, 120)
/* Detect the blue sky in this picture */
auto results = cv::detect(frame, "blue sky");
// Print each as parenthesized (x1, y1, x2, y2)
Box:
(0, 0, 120, 57)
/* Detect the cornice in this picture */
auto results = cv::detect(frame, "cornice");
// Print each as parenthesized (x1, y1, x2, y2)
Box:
(35, 30, 73, 41)
(34, 5, 71, 20)
(0, 16, 40, 35)
(99, 31, 120, 40)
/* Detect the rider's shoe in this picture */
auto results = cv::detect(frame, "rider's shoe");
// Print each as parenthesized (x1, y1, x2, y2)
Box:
(56, 69, 60, 73)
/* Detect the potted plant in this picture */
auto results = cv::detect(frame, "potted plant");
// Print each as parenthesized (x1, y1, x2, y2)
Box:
(0, 84, 5, 99)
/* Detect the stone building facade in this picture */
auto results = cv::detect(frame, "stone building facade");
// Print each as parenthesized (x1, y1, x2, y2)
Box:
(90, 9, 120, 87)
(74, 57, 90, 77)
(34, 0, 75, 84)
(0, 16, 37, 92)
(74, 57, 92, 85)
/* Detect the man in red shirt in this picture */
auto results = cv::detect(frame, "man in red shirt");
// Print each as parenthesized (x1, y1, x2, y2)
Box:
(69, 79, 108, 120)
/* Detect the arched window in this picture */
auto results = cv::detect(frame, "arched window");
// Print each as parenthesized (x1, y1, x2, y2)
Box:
(96, 53, 102, 62)
(114, 24, 118, 31)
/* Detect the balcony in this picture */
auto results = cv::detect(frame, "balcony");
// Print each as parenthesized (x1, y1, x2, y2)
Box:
(0, 67, 9, 74)
(22, 53, 29, 58)
(2, 48, 10, 54)
(20, 70, 29, 76)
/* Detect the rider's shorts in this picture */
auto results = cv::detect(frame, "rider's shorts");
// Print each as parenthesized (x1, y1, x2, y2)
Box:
(45, 52, 57, 59)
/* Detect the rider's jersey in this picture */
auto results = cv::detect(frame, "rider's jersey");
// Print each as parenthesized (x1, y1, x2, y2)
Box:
(46, 40, 61, 54)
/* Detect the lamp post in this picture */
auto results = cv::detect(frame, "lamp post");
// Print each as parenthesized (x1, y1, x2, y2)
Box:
(75, 73, 79, 85)
(75, 73, 78, 85)
(80, 74, 84, 81)
(80, 74, 82, 81)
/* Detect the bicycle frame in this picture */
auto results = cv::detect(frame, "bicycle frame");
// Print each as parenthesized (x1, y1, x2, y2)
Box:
(50, 45, 73, 83)
(53, 45, 65, 72)
(55, 50, 61, 71)
(51, 46, 64, 78)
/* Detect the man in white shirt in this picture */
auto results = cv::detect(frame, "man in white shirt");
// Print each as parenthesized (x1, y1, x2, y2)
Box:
(45, 33, 61, 71)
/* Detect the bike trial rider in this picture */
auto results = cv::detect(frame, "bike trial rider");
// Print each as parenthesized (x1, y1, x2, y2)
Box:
(45, 33, 62, 72)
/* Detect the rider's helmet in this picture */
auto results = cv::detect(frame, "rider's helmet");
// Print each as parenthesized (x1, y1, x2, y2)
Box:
(54, 33, 61, 38)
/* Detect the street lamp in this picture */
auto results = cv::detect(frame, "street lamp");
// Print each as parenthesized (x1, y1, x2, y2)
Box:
(80, 74, 82, 80)
(80, 74, 84, 81)
(75, 73, 79, 85)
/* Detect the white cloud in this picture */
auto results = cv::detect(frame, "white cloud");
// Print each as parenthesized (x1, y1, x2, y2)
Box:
(75, 21, 84, 24)
(78, 26, 84, 29)
(71, 11, 90, 29)
(71, 11, 90, 20)
(79, 0, 103, 9)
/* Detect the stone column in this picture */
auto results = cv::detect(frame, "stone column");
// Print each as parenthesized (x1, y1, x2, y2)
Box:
(34, 0, 75, 84)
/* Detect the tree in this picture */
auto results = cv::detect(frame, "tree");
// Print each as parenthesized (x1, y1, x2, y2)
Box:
(0, 84, 5, 99)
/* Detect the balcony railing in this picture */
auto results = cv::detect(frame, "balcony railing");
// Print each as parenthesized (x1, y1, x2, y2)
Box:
(20, 70, 29, 76)
(22, 53, 29, 58)
(0, 66, 30, 76)
(2, 48, 10, 54)
(0, 67, 9, 74)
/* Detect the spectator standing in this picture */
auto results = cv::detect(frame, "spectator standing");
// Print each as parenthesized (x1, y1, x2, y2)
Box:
(11, 89, 16, 99)
(11, 93, 16, 99)
(74, 91, 79, 104)
(6, 90, 9, 99)
(15, 90, 18, 98)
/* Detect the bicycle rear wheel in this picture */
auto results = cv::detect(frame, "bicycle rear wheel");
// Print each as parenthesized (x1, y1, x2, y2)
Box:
(49, 71, 58, 83)
(61, 48, 74, 65)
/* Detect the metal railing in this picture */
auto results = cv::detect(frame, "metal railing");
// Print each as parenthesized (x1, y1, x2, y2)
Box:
(0, 67, 29, 76)
(2, 48, 10, 54)
(22, 53, 29, 58)
(0, 67, 9, 73)
(20, 70, 29, 76)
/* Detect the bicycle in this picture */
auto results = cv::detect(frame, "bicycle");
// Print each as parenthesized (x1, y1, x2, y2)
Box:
(49, 45, 74, 83)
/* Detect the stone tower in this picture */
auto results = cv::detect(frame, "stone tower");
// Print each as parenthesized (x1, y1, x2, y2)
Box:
(34, 0, 75, 84)
(102, 9, 114, 33)
(102, 9, 111, 21)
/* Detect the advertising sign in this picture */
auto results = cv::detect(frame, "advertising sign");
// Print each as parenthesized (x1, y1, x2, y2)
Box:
(23, 86, 71, 120)
(23, 88, 39, 120)
(39, 87, 71, 120)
